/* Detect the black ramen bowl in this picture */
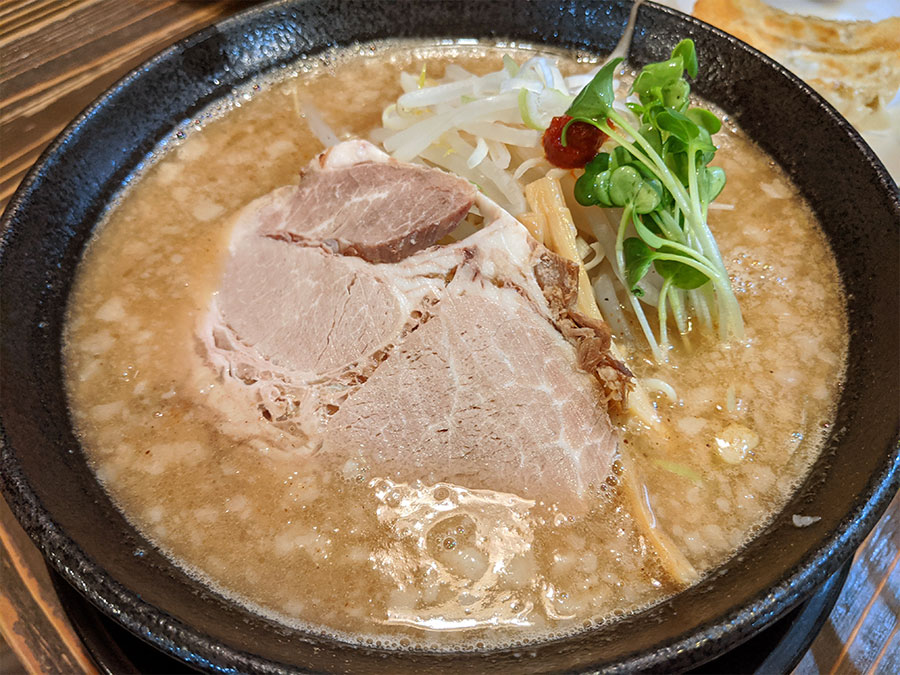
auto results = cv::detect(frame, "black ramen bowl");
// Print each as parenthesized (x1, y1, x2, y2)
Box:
(1, 1, 898, 672)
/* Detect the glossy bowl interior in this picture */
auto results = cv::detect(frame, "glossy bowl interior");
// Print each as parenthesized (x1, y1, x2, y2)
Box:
(1, 1, 898, 672)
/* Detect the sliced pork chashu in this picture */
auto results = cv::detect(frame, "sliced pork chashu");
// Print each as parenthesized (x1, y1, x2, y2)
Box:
(206, 141, 474, 398)
(202, 140, 629, 510)
(324, 260, 617, 502)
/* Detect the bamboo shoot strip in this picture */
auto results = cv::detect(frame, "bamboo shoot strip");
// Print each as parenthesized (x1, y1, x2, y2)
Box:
(522, 176, 661, 426)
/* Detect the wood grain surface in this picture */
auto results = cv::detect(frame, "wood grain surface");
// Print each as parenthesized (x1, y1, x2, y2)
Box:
(0, 1, 897, 673)
(0, 0, 256, 211)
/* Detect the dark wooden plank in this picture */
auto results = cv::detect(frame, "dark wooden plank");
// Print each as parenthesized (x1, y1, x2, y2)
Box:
(0, 498, 97, 674)
(0, 0, 98, 44)
(0, 0, 260, 211)
(867, 620, 899, 675)
(795, 492, 899, 674)
(3, 2, 183, 100)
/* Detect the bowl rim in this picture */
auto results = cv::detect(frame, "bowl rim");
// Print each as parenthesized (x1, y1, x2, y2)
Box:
(1, 0, 898, 672)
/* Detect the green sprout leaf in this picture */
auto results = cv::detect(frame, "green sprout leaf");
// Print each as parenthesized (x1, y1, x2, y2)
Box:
(585, 152, 610, 175)
(634, 178, 663, 214)
(609, 165, 643, 206)
(639, 125, 664, 156)
(654, 248, 710, 290)
(634, 217, 668, 249)
(662, 79, 691, 112)
(698, 165, 726, 202)
(623, 237, 655, 294)
(686, 107, 722, 134)
(671, 39, 698, 79)
(574, 172, 596, 206)
(663, 142, 690, 186)
(633, 57, 684, 105)
(655, 109, 700, 144)
(575, 168, 614, 207)
(566, 57, 623, 120)
(610, 145, 635, 170)
(594, 169, 613, 206)
(693, 126, 717, 156)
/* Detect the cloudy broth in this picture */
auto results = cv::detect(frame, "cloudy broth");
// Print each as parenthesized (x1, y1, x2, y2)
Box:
(63, 42, 845, 649)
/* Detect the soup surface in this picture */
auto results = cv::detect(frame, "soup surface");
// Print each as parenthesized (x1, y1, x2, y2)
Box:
(64, 42, 846, 649)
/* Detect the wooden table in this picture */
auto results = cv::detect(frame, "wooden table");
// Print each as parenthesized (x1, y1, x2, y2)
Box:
(1, 1, 897, 672)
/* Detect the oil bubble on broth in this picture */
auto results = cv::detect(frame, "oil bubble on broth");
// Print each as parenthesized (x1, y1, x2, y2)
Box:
(63, 41, 846, 650)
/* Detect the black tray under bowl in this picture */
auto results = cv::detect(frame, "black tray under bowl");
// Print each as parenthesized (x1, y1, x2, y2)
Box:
(1, 1, 898, 673)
